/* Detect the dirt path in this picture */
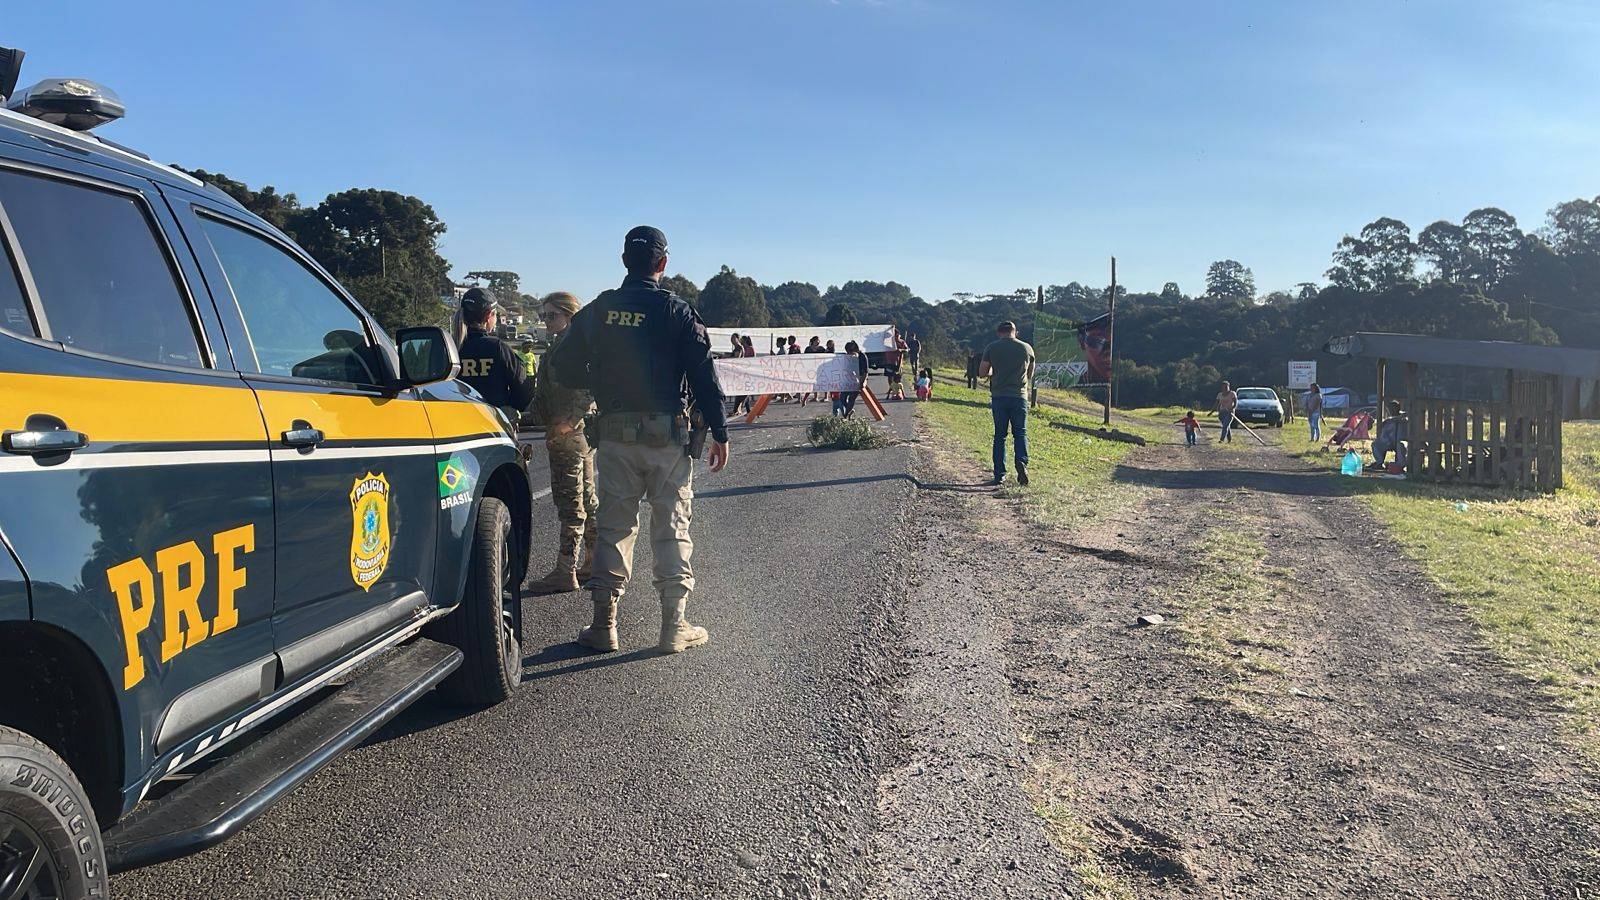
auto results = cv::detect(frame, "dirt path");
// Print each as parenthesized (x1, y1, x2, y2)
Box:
(888, 429, 1600, 898)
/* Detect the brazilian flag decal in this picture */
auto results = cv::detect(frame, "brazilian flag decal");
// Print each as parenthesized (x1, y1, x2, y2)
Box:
(438, 457, 472, 498)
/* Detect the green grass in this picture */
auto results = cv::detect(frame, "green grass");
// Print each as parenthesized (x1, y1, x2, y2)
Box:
(1281, 420, 1600, 744)
(1360, 423, 1600, 742)
(925, 374, 1163, 527)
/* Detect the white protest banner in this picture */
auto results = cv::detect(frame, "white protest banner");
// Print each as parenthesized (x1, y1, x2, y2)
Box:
(714, 353, 862, 396)
(1288, 360, 1317, 389)
(707, 325, 897, 355)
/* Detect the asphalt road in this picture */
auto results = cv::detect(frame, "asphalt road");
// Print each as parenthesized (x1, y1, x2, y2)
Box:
(115, 381, 917, 899)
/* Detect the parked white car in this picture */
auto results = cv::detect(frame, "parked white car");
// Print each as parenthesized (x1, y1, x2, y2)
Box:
(1234, 387, 1285, 427)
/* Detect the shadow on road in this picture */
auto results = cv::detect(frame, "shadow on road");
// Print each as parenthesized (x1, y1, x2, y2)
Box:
(1112, 463, 1353, 498)
(521, 644, 658, 681)
(700, 472, 998, 498)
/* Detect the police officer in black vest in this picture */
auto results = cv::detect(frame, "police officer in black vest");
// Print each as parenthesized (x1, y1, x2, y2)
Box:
(457, 286, 535, 424)
(550, 225, 729, 654)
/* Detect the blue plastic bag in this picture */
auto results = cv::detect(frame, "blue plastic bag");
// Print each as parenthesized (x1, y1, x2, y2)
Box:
(1340, 450, 1362, 476)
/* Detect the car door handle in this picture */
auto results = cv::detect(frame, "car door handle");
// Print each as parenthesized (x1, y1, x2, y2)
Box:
(281, 421, 325, 449)
(3, 414, 88, 455)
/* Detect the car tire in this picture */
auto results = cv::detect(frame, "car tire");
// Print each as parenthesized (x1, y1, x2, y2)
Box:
(428, 496, 520, 707)
(0, 726, 107, 900)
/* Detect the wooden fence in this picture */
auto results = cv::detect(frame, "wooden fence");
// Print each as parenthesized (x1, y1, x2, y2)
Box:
(1405, 376, 1562, 491)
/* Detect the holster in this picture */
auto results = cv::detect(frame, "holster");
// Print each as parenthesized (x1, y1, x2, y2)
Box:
(686, 409, 708, 459)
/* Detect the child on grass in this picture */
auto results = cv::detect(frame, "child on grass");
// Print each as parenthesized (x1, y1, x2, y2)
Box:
(1176, 410, 1200, 446)
(915, 368, 932, 401)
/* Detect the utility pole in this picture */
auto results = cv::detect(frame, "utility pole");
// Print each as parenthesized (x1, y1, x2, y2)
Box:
(1104, 257, 1116, 426)
(1033, 285, 1044, 408)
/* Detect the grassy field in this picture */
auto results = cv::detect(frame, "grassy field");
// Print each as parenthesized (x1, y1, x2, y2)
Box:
(924, 372, 1163, 527)
(1288, 419, 1600, 743)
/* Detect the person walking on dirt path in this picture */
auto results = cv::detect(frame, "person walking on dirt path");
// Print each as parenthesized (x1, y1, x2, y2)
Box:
(528, 291, 598, 595)
(549, 225, 730, 655)
(979, 321, 1035, 486)
(965, 349, 981, 389)
(1304, 382, 1325, 442)
(1215, 381, 1239, 443)
(1176, 410, 1201, 446)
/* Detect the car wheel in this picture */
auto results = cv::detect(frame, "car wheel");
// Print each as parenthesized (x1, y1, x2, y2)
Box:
(0, 726, 106, 900)
(428, 496, 520, 707)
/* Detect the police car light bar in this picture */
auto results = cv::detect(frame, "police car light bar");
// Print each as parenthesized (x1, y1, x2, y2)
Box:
(0, 48, 22, 102)
(6, 77, 125, 132)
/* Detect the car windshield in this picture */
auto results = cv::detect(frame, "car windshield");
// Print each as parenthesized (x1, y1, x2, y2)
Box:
(1237, 388, 1277, 400)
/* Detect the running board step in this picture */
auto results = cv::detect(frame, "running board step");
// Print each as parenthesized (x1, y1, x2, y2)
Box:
(104, 638, 462, 873)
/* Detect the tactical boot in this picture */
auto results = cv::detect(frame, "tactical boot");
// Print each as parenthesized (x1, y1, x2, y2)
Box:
(528, 555, 580, 595)
(658, 594, 709, 654)
(577, 589, 620, 652)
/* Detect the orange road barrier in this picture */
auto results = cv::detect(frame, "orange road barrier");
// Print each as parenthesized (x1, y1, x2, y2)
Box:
(860, 386, 888, 421)
(745, 394, 774, 424)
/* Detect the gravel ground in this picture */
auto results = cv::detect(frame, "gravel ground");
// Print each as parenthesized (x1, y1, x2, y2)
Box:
(114, 384, 915, 899)
(1000, 436, 1600, 898)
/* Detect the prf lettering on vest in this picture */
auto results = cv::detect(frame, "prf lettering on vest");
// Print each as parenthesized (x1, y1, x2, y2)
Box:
(605, 310, 646, 327)
(107, 524, 256, 690)
(461, 358, 493, 377)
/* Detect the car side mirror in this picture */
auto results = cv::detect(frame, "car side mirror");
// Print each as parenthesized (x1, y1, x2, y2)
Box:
(395, 326, 459, 387)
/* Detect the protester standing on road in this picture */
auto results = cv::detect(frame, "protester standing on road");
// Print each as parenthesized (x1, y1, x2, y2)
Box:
(456, 287, 536, 425)
(528, 291, 599, 595)
(1304, 382, 1325, 442)
(979, 321, 1035, 486)
(1215, 381, 1239, 443)
(834, 341, 868, 417)
(550, 226, 729, 655)
(907, 332, 921, 374)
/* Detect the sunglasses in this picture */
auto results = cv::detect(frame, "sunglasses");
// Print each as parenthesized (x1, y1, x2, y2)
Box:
(538, 311, 564, 321)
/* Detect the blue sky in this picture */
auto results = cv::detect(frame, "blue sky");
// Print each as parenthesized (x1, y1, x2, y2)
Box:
(8, 1, 1599, 302)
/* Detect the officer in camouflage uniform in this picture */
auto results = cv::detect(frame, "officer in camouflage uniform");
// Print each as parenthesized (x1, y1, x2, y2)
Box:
(550, 226, 730, 654)
(527, 291, 598, 594)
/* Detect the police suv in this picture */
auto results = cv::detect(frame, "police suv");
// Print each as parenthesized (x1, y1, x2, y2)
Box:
(0, 53, 532, 897)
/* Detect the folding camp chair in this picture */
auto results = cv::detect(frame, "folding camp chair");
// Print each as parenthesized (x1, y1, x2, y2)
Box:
(1328, 412, 1372, 450)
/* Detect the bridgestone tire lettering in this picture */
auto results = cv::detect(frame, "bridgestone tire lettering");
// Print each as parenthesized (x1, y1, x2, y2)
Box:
(0, 726, 108, 899)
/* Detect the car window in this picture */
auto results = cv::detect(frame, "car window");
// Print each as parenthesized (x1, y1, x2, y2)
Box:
(0, 241, 31, 337)
(0, 169, 202, 367)
(197, 215, 380, 384)
(1237, 388, 1276, 400)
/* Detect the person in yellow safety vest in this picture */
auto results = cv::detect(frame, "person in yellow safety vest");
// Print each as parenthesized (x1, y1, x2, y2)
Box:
(518, 341, 537, 377)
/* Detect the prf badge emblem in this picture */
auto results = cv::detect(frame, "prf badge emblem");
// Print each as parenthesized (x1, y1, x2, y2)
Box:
(350, 473, 392, 591)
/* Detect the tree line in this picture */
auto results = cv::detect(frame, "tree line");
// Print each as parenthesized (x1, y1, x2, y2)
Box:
(188, 167, 1600, 409)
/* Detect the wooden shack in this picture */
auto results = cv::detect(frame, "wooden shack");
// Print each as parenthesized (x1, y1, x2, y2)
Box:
(1325, 333, 1600, 492)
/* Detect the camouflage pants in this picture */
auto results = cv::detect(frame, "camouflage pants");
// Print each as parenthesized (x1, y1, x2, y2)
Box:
(545, 430, 597, 562)
(590, 439, 695, 603)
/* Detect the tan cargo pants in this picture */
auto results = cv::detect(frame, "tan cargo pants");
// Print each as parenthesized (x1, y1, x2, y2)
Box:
(590, 439, 695, 603)
(545, 430, 597, 563)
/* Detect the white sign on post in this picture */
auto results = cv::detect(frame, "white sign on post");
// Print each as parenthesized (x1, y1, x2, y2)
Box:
(714, 353, 862, 396)
(1288, 360, 1317, 389)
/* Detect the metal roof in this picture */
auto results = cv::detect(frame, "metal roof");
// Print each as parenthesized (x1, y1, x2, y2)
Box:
(1325, 332, 1600, 379)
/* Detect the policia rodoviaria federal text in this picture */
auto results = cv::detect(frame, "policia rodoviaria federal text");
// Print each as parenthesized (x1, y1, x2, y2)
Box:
(549, 225, 730, 654)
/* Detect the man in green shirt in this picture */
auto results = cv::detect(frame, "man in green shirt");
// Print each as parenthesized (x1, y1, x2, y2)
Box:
(979, 320, 1036, 486)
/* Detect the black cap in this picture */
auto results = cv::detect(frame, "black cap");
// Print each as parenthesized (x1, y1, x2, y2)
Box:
(623, 225, 668, 269)
(460, 287, 500, 320)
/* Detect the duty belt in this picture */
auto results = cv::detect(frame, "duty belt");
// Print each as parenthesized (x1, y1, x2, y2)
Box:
(596, 411, 689, 447)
